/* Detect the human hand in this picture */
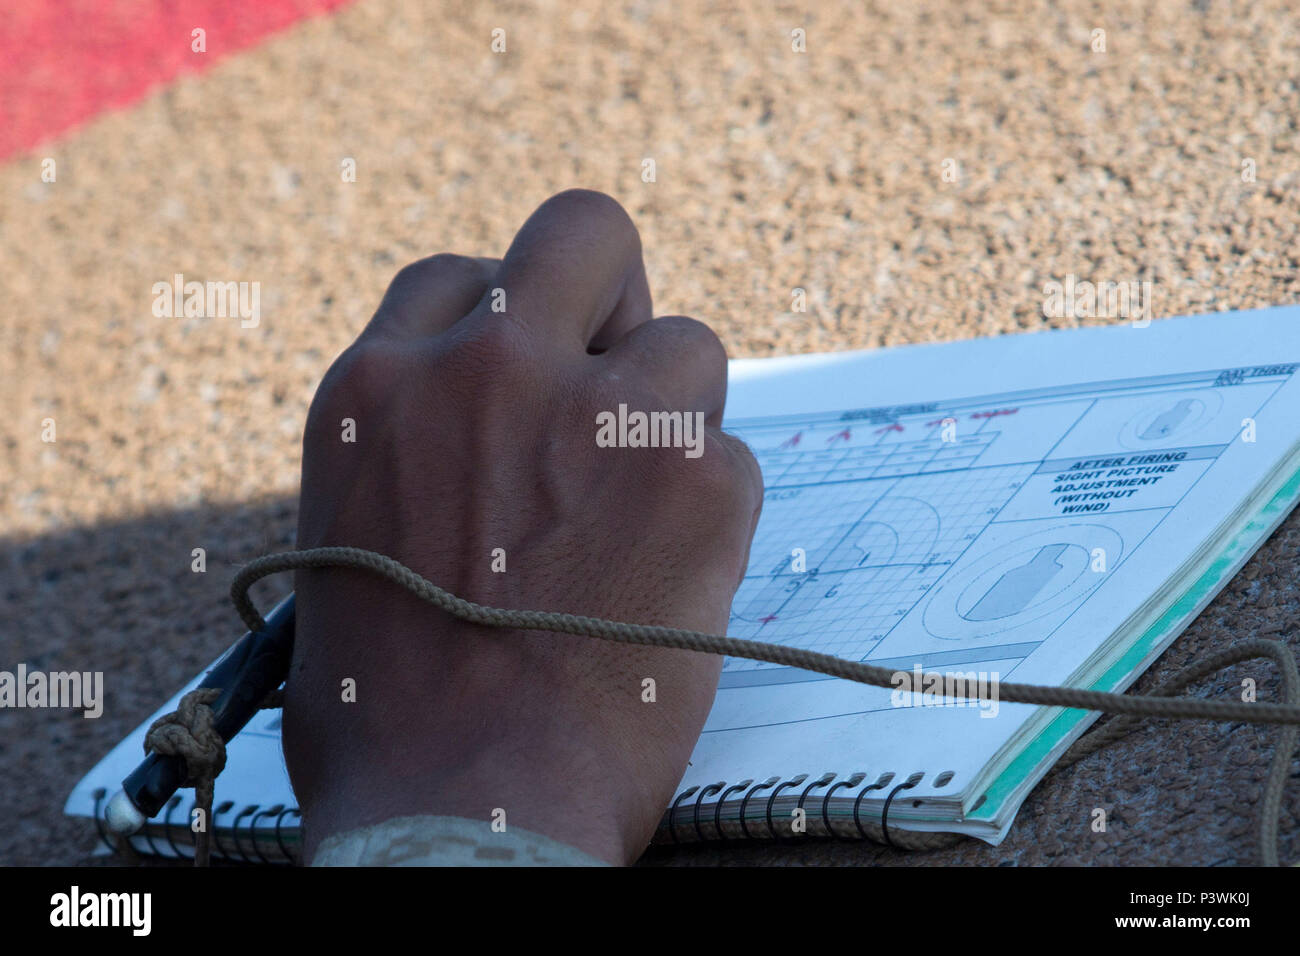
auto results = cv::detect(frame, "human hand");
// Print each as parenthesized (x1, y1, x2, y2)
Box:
(282, 190, 763, 864)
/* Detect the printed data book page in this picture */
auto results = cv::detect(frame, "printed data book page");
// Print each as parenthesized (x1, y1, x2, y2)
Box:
(673, 306, 1300, 843)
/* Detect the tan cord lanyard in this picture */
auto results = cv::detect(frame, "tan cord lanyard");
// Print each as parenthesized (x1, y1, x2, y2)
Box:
(146, 546, 1300, 866)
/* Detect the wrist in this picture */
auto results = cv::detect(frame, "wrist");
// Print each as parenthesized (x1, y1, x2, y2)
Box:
(284, 618, 653, 865)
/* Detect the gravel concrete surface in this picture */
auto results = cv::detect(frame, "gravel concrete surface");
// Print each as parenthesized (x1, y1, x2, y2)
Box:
(4, 0, 1300, 866)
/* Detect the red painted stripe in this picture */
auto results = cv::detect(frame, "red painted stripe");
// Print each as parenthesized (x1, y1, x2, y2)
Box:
(0, 0, 355, 160)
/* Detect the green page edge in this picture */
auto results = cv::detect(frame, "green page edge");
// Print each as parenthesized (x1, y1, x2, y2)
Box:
(966, 461, 1300, 824)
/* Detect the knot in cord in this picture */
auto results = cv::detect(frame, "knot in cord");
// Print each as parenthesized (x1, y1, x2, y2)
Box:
(143, 687, 226, 866)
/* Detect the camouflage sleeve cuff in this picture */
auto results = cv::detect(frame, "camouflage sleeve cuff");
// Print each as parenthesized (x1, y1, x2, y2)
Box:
(309, 814, 612, 867)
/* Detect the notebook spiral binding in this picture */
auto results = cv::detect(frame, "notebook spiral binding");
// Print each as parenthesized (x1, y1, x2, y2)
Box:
(91, 788, 301, 864)
(659, 770, 945, 846)
(91, 771, 949, 859)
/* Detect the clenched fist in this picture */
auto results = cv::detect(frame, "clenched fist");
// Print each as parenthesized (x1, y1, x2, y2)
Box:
(283, 190, 763, 864)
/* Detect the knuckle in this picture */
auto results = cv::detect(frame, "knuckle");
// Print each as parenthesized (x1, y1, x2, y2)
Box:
(308, 342, 402, 425)
(629, 430, 751, 523)
(699, 432, 762, 512)
(652, 315, 727, 366)
(655, 313, 715, 341)
(438, 314, 536, 381)
(336, 342, 405, 396)
(385, 253, 475, 299)
(693, 437, 747, 497)
(384, 259, 433, 299)
(670, 316, 722, 353)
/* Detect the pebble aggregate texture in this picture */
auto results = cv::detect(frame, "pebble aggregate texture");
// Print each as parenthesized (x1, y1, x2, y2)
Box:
(3, 0, 1300, 866)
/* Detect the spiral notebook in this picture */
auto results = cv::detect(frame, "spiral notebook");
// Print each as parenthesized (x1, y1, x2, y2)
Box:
(66, 306, 1300, 861)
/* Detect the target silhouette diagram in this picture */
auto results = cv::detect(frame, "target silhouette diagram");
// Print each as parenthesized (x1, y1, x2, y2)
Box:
(1116, 390, 1223, 450)
(921, 523, 1123, 641)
